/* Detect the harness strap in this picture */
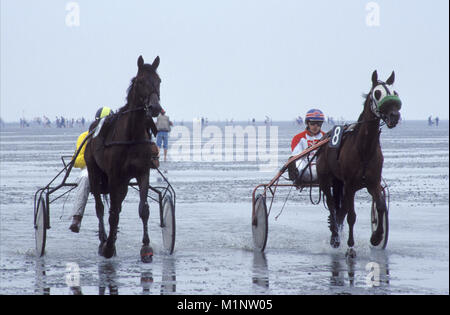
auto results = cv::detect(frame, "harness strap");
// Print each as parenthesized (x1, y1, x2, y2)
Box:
(104, 139, 154, 147)
(148, 117, 158, 137)
(103, 104, 159, 145)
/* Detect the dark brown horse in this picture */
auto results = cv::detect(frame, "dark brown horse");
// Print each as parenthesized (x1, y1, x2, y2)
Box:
(84, 56, 162, 262)
(316, 70, 402, 257)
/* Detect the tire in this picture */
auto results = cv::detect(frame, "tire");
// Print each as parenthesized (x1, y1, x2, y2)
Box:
(252, 194, 268, 252)
(161, 195, 175, 254)
(34, 196, 47, 257)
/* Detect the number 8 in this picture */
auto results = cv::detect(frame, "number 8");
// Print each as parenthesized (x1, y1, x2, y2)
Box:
(332, 126, 341, 146)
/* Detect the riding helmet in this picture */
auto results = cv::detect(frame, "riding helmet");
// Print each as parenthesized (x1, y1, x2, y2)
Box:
(95, 107, 113, 120)
(305, 109, 325, 123)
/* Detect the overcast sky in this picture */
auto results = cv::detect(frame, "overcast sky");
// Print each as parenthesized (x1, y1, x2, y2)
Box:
(1, 0, 448, 122)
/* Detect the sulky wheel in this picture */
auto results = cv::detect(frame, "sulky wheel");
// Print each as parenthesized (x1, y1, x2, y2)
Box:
(34, 195, 48, 257)
(161, 194, 175, 254)
(252, 194, 268, 252)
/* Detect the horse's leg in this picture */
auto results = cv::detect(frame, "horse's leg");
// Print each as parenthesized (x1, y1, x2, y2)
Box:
(86, 160, 107, 255)
(93, 193, 107, 254)
(322, 183, 340, 248)
(137, 173, 153, 263)
(102, 183, 128, 259)
(333, 179, 346, 232)
(368, 184, 387, 246)
(343, 189, 356, 258)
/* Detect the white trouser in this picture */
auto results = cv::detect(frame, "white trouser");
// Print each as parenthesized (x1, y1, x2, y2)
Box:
(71, 168, 90, 217)
(296, 159, 318, 182)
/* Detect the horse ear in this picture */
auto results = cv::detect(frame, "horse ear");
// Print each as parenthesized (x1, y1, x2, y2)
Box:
(371, 70, 378, 87)
(137, 55, 144, 69)
(386, 71, 395, 85)
(152, 56, 160, 70)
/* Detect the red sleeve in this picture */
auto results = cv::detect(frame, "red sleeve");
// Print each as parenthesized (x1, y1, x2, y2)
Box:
(291, 132, 306, 152)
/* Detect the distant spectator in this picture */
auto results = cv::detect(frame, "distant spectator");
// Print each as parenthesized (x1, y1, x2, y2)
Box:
(156, 109, 173, 162)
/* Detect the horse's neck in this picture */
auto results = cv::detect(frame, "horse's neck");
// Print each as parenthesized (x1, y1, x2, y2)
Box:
(122, 102, 147, 140)
(356, 99, 381, 156)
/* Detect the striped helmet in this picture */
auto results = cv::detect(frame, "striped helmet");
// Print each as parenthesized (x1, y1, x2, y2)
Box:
(305, 109, 325, 123)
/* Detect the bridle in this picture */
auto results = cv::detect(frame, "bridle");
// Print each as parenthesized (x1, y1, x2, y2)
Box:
(369, 81, 388, 118)
(124, 75, 161, 117)
(367, 80, 401, 126)
(120, 101, 158, 117)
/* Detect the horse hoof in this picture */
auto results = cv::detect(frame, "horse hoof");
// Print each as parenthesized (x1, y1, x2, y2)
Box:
(330, 235, 340, 248)
(345, 248, 356, 259)
(140, 245, 153, 263)
(102, 243, 116, 259)
(370, 233, 382, 247)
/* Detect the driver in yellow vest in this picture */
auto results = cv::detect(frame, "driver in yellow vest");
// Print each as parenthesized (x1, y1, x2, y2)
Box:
(69, 107, 113, 233)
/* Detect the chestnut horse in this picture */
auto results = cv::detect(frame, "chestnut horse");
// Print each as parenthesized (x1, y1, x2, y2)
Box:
(84, 56, 162, 262)
(316, 70, 402, 257)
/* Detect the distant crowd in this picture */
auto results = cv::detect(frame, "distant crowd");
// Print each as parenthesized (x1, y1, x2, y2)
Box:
(428, 115, 440, 127)
(18, 116, 88, 128)
(1, 114, 443, 129)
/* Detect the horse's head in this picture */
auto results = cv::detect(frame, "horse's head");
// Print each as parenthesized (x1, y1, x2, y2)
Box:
(368, 70, 402, 128)
(132, 55, 163, 117)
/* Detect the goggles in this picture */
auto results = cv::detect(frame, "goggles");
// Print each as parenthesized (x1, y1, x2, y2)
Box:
(308, 121, 323, 126)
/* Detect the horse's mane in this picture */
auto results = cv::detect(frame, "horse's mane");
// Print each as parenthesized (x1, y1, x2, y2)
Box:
(106, 77, 132, 115)
(125, 77, 137, 106)
(113, 76, 137, 114)
(357, 93, 371, 122)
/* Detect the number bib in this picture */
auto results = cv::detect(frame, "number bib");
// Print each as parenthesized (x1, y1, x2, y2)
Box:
(328, 125, 344, 149)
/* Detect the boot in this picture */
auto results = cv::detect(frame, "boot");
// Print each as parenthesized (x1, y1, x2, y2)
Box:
(293, 174, 304, 188)
(287, 158, 299, 181)
(69, 215, 83, 233)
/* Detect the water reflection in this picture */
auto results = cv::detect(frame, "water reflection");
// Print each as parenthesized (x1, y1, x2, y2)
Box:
(34, 254, 177, 295)
(139, 255, 177, 295)
(98, 260, 119, 295)
(34, 259, 50, 295)
(368, 249, 390, 287)
(329, 250, 390, 289)
(329, 254, 346, 287)
(252, 251, 269, 289)
(69, 286, 83, 295)
(160, 254, 176, 294)
(140, 270, 154, 294)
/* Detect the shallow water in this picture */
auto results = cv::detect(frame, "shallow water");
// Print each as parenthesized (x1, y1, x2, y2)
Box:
(0, 120, 448, 295)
